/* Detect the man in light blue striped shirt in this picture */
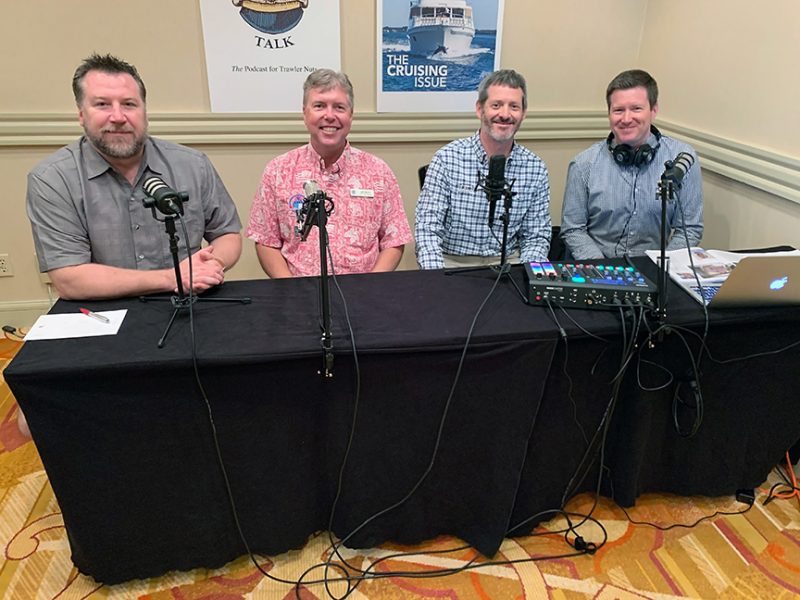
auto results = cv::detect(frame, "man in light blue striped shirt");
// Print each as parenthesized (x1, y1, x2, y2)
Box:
(415, 70, 551, 269)
(561, 69, 703, 260)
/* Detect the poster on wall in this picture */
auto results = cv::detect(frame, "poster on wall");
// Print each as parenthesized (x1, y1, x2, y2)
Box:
(377, 0, 504, 112)
(199, 0, 341, 112)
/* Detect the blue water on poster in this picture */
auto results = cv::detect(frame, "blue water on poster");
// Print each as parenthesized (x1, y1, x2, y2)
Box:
(381, 29, 496, 92)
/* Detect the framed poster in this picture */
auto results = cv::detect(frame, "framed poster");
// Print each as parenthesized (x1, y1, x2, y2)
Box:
(200, 0, 341, 112)
(377, 0, 505, 112)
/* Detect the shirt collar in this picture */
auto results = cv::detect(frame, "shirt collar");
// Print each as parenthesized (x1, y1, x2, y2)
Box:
(80, 136, 158, 182)
(305, 142, 350, 179)
(470, 131, 518, 166)
(80, 137, 115, 179)
(140, 138, 169, 179)
(609, 130, 659, 150)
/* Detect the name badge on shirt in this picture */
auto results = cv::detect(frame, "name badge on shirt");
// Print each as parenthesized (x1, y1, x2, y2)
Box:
(350, 188, 374, 198)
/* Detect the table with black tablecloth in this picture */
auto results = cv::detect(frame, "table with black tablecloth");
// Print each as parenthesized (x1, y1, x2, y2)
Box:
(7, 262, 800, 583)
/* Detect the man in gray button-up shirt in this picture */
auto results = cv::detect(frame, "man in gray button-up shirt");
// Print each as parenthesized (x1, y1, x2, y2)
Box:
(26, 53, 242, 300)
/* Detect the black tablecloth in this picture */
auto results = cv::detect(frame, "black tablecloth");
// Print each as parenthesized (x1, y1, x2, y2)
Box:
(7, 262, 800, 583)
(7, 268, 559, 583)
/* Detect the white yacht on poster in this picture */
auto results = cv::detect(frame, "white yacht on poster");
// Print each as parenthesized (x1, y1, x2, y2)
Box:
(407, 0, 476, 57)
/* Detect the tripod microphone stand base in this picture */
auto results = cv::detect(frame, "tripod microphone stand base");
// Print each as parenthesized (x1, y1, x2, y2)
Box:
(140, 294, 252, 348)
(492, 263, 512, 275)
(140, 203, 252, 348)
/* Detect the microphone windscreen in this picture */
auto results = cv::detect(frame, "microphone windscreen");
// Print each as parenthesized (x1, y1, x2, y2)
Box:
(487, 155, 506, 188)
(675, 152, 694, 171)
(661, 152, 696, 185)
(303, 180, 320, 197)
(143, 176, 169, 197)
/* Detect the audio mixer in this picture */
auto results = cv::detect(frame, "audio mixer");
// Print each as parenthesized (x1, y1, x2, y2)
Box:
(523, 259, 658, 310)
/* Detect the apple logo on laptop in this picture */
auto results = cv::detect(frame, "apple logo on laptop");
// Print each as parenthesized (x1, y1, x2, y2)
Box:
(770, 276, 788, 291)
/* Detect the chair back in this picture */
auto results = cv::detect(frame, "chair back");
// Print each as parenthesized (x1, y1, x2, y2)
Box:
(548, 226, 565, 261)
(418, 165, 428, 189)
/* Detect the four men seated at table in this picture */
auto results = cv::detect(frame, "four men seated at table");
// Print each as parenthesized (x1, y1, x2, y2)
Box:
(20, 58, 705, 441)
(25, 58, 704, 288)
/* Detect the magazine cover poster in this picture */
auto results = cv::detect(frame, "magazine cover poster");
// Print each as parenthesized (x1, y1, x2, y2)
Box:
(377, 0, 504, 112)
(200, 0, 341, 112)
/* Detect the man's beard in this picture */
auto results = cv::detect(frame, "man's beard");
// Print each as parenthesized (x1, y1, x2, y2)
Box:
(86, 127, 146, 159)
(482, 115, 519, 143)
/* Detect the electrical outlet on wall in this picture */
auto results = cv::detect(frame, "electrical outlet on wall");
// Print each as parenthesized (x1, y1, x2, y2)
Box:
(0, 253, 13, 277)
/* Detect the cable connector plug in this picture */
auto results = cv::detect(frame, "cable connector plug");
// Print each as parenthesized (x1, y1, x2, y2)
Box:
(573, 536, 597, 554)
(736, 489, 755, 506)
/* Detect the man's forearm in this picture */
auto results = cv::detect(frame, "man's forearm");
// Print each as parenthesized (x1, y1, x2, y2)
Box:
(208, 233, 243, 271)
(561, 228, 605, 260)
(255, 244, 293, 278)
(372, 246, 404, 272)
(48, 263, 174, 300)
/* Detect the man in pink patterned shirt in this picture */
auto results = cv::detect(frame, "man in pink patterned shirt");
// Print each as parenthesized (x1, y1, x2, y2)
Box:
(247, 69, 412, 277)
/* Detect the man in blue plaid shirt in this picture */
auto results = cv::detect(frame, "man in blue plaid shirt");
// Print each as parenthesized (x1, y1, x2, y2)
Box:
(414, 69, 551, 269)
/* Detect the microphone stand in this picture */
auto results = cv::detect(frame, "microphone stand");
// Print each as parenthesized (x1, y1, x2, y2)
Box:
(298, 191, 335, 378)
(447, 178, 516, 277)
(497, 184, 516, 272)
(140, 196, 251, 348)
(655, 175, 674, 324)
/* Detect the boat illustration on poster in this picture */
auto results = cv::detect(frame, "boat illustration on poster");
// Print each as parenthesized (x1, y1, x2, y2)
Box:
(407, 0, 476, 56)
(378, 0, 501, 109)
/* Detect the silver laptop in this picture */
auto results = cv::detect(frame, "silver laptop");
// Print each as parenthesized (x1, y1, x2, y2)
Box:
(686, 255, 800, 307)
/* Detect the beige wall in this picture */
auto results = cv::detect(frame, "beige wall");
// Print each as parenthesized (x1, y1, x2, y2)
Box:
(1, 0, 799, 319)
(0, 0, 647, 113)
(639, 0, 800, 257)
(641, 0, 800, 157)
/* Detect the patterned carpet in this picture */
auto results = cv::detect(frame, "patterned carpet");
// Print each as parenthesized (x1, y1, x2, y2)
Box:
(2, 337, 799, 599)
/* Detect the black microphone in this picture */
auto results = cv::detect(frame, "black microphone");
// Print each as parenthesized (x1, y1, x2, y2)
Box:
(485, 154, 506, 227)
(661, 152, 695, 186)
(296, 180, 322, 241)
(142, 176, 184, 216)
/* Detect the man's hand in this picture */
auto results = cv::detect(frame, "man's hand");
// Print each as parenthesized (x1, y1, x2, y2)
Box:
(178, 247, 225, 293)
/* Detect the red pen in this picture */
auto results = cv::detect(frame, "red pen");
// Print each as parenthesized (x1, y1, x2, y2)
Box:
(80, 308, 110, 324)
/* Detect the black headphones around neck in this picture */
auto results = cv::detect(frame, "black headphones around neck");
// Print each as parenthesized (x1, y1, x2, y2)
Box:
(606, 125, 662, 167)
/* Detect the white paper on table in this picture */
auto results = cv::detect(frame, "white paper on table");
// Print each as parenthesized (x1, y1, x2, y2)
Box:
(24, 310, 127, 341)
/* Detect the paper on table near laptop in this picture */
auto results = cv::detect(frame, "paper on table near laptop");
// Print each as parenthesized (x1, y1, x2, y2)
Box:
(24, 310, 127, 341)
(646, 247, 800, 300)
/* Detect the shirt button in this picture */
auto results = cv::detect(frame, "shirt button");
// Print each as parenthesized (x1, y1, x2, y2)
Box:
(134, 224, 140, 230)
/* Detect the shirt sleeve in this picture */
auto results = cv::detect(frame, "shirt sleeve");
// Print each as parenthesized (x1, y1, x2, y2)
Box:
(666, 152, 704, 250)
(26, 168, 92, 272)
(377, 164, 413, 250)
(199, 155, 242, 242)
(414, 152, 450, 269)
(517, 161, 552, 263)
(246, 161, 284, 248)
(560, 158, 606, 260)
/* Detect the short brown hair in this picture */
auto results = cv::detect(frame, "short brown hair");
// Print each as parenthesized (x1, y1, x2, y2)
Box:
(606, 69, 658, 109)
(72, 53, 147, 106)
